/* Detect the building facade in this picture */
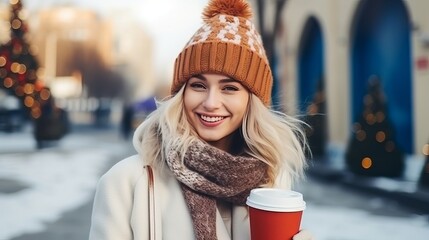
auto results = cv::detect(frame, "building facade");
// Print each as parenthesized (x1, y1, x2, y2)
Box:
(277, 0, 429, 156)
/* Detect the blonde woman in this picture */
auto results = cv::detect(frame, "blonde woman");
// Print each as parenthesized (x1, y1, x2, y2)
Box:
(89, 0, 313, 239)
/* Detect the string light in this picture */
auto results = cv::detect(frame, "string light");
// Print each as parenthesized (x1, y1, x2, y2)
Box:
(23, 83, 34, 94)
(3, 77, 14, 88)
(18, 64, 27, 74)
(376, 111, 385, 122)
(356, 130, 366, 141)
(24, 95, 34, 107)
(0, 56, 6, 66)
(31, 107, 41, 119)
(375, 131, 386, 143)
(361, 157, 372, 169)
(40, 88, 51, 100)
(365, 113, 376, 125)
(11, 19, 22, 29)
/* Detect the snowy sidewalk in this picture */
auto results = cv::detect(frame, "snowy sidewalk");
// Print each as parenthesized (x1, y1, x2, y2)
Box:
(308, 145, 429, 214)
(0, 127, 134, 240)
(1, 128, 429, 240)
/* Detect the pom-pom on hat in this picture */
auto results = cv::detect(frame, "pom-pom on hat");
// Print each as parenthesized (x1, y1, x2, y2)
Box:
(171, 0, 273, 106)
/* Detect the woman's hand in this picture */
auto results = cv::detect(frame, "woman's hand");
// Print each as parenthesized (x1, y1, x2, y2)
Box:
(292, 229, 314, 240)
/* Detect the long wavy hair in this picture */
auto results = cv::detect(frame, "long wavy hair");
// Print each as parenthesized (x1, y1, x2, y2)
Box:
(133, 85, 308, 188)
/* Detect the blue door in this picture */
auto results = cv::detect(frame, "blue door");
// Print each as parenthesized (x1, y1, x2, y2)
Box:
(351, 0, 413, 153)
(298, 17, 324, 112)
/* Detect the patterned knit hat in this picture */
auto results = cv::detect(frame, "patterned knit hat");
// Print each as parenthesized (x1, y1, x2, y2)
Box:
(171, 0, 273, 106)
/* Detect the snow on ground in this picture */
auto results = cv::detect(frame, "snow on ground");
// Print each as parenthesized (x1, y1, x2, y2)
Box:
(1, 130, 429, 240)
(302, 204, 429, 240)
(0, 150, 108, 239)
(0, 130, 130, 240)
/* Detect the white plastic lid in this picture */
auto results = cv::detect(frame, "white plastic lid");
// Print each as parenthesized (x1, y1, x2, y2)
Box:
(246, 188, 306, 212)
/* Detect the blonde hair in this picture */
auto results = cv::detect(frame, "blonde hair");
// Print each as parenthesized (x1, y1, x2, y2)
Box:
(133, 85, 308, 188)
(242, 95, 308, 187)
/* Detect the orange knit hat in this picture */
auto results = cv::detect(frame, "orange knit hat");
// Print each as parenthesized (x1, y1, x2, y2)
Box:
(171, 0, 273, 106)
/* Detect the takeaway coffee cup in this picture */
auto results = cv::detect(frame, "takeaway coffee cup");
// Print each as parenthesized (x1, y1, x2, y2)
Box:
(246, 188, 306, 240)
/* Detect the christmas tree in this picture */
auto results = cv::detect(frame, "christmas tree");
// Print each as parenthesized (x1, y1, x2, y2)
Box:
(304, 79, 327, 157)
(345, 76, 404, 177)
(418, 142, 429, 188)
(0, 0, 51, 119)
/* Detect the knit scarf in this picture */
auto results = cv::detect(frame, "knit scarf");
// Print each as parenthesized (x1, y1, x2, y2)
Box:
(166, 140, 268, 240)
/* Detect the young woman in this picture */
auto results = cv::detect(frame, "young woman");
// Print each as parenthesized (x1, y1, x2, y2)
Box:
(89, 0, 313, 239)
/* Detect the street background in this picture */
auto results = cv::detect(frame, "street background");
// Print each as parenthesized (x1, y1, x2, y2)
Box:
(1, 124, 428, 240)
(1, 0, 429, 239)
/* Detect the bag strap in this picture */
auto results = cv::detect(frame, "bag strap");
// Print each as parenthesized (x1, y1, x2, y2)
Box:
(145, 165, 156, 240)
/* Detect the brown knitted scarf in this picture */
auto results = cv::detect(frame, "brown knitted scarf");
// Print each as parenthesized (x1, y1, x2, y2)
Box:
(166, 140, 268, 240)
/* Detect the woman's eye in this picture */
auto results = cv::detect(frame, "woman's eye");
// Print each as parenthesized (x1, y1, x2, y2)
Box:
(190, 83, 206, 89)
(223, 86, 239, 91)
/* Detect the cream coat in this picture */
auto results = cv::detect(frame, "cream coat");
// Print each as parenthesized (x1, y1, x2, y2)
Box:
(89, 154, 254, 240)
(89, 119, 298, 240)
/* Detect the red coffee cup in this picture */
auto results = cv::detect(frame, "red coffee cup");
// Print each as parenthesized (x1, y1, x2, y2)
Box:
(246, 188, 306, 240)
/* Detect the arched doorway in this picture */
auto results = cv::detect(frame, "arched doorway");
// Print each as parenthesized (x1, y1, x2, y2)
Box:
(298, 16, 327, 156)
(350, 0, 413, 153)
(298, 16, 325, 112)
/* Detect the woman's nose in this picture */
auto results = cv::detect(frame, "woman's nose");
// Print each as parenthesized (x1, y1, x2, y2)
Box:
(202, 89, 221, 110)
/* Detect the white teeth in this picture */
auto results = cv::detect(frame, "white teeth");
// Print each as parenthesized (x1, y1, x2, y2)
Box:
(200, 115, 224, 122)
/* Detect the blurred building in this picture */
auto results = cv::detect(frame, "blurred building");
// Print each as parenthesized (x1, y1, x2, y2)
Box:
(273, 0, 429, 156)
(0, 4, 155, 125)
(29, 7, 107, 97)
(0, 4, 9, 45)
(105, 9, 156, 103)
(2, 1, 426, 156)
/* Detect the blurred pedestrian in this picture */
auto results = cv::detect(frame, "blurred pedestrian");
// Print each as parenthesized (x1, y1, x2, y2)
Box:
(89, 0, 312, 239)
(120, 103, 134, 139)
(34, 95, 69, 149)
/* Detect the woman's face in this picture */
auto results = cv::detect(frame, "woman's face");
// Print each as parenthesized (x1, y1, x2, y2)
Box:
(183, 73, 250, 151)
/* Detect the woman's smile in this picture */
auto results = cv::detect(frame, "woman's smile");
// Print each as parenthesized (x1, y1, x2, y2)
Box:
(200, 114, 225, 123)
(198, 114, 227, 127)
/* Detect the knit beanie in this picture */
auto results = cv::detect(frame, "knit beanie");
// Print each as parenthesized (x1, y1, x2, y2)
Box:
(171, 0, 273, 106)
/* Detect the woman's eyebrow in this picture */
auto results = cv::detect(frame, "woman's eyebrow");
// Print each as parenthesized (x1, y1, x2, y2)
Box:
(192, 74, 238, 83)
(193, 74, 206, 81)
(219, 79, 239, 84)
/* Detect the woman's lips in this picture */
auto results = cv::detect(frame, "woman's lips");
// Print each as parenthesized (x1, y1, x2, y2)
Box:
(199, 114, 226, 127)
